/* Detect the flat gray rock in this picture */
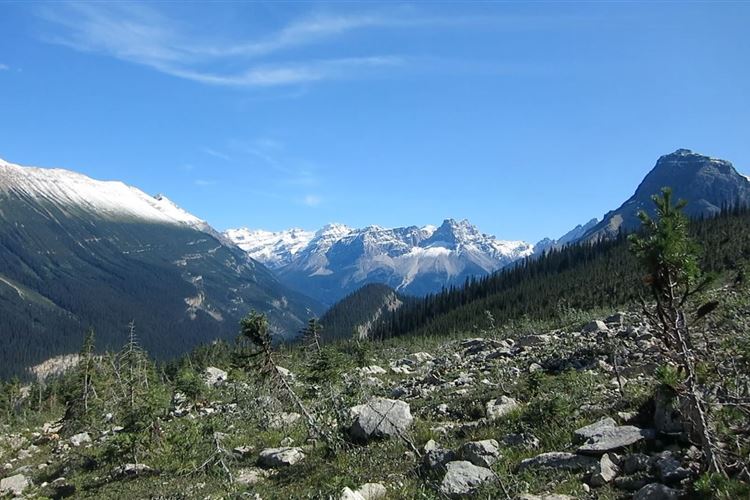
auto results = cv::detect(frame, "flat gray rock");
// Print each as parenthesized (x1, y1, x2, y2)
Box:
(460, 439, 501, 468)
(589, 453, 619, 486)
(258, 447, 305, 468)
(349, 398, 413, 441)
(577, 426, 655, 454)
(582, 320, 609, 334)
(439, 461, 496, 498)
(519, 452, 597, 472)
(485, 396, 519, 421)
(0, 474, 30, 496)
(573, 417, 617, 443)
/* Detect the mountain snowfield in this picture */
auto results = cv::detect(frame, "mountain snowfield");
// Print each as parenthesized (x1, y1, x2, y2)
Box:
(225, 219, 534, 304)
(0, 158, 206, 228)
(224, 227, 316, 268)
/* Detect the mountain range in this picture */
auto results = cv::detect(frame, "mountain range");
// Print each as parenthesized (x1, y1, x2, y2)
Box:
(228, 149, 750, 306)
(1, 148, 748, 377)
(225, 219, 533, 305)
(0, 158, 320, 378)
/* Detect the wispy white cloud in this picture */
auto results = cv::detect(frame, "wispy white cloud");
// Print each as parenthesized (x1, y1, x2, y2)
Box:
(0, 63, 9, 71)
(36, 3, 404, 87)
(201, 147, 232, 162)
(194, 179, 217, 187)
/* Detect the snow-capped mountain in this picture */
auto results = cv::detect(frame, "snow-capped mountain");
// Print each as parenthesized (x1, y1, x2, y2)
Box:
(225, 227, 315, 269)
(225, 219, 533, 304)
(0, 157, 320, 378)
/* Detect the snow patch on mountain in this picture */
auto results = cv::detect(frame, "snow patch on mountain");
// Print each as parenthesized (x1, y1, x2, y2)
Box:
(225, 227, 315, 268)
(0, 158, 206, 229)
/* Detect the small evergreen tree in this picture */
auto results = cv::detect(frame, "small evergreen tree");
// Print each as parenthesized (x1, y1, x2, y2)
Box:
(238, 311, 334, 446)
(629, 187, 723, 474)
(301, 318, 323, 353)
(63, 329, 100, 431)
(109, 322, 168, 466)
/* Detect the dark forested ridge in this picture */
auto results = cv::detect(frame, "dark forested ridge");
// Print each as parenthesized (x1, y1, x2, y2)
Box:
(319, 283, 403, 342)
(371, 207, 750, 340)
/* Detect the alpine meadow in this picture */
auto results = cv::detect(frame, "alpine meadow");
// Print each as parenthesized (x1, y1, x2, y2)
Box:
(1, 2, 749, 499)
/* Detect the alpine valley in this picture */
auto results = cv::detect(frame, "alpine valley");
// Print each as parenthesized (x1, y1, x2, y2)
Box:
(1, 149, 750, 499)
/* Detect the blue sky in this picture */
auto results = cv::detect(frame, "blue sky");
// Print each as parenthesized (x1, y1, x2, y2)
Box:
(0, 1, 748, 243)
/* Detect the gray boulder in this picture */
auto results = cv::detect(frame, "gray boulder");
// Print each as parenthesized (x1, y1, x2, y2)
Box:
(582, 320, 609, 334)
(258, 447, 305, 468)
(485, 396, 519, 421)
(423, 447, 456, 472)
(0, 474, 30, 496)
(656, 453, 691, 483)
(577, 426, 655, 454)
(460, 439, 501, 468)
(573, 417, 617, 443)
(69, 432, 92, 447)
(340, 483, 387, 500)
(633, 483, 680, 500)
(439, 461, 496, 498)
(519, 452, 597, 472)
(589, 453, 619, 486)
(349, 398, 413, 441)
(204, 367, 228, 387)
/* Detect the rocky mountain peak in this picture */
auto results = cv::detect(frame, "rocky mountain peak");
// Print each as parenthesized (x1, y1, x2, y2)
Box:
(226, 219, 532, 304)
(580, 149, 750, 242)
(315, 223, 352, 238)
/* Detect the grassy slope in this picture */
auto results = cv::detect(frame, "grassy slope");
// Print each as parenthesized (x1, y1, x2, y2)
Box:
(2, 278, 749, 499)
